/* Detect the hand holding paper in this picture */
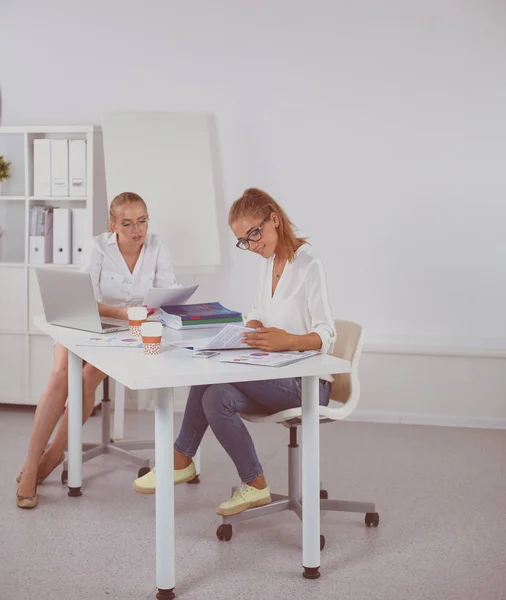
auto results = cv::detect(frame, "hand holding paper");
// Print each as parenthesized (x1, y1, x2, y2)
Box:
(241, 327, 295, 352)
(142, 284, 199, 309)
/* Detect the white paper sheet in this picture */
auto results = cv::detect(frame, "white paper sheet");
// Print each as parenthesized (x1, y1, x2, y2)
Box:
(168, 324, 255, 351)
(143, 284, 199, 309)
(220, 350, 319, 367)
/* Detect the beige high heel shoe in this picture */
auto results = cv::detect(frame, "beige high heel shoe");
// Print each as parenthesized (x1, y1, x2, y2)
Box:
(16, 481, 39, 509)
(16, 453, 65, 485)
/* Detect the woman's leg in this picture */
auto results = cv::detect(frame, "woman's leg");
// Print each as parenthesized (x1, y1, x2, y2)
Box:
(39, 363, 107, 472)
(200, 383, 279, 485)
(200, 378, 330, 485)
(173, 385, 212, 469)
(17, 343, 70, 498)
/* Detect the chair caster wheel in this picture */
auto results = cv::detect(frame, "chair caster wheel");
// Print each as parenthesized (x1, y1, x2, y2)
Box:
(61, 469, 68, 485)
(320, 489, 328, 499)
(216, 524, 233, 541)
(365, 512, 379, 527)
(137, 467, 150, 478)
(320, 534, 325, 550)
(187, 475, 200, 484)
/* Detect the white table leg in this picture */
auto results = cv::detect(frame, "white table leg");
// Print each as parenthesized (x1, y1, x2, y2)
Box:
(155, 388, 176, 599)
(113, 381, 125, 440)
(301, 375, 321, 578)
(67, 350, 83, 497)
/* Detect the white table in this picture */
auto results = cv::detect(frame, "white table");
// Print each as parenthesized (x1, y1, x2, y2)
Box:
(35, 316, 351, 599)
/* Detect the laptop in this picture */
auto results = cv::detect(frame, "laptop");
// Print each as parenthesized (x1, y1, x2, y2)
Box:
(36, 268, 129, 333)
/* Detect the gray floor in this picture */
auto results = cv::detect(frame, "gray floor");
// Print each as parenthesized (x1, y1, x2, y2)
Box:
(1, 406, 505, 600)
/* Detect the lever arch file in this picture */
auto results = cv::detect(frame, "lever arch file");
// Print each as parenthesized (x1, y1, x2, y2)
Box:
(51, 139, 69, 197)
(33, 139, 52, 196)
(71, 208, 86, 265)
(69, 139, 86, 197)
(53, 208, 71, 264)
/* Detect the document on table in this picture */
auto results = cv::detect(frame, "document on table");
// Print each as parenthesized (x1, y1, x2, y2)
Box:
(76, 336, 171, 348)
(168, 324, 255, 351)
(76, 336, 143, 348)
(220, 350, 319, 367)
(142, 284, 199, 309)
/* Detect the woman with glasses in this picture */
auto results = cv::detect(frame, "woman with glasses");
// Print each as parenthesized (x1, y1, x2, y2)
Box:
(134, 188, 336, 517)
(16, 192, 179, 509)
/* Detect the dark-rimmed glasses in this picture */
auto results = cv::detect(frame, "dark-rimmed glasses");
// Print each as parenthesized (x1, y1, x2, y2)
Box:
(235, 216, 270, 250)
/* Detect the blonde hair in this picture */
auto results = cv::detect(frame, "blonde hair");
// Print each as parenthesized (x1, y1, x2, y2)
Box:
(109, 192, 147, 231)
(228, 188, 307, 262)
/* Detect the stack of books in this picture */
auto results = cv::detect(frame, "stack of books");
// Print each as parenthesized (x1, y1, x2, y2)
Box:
(160, 302, 244, 330)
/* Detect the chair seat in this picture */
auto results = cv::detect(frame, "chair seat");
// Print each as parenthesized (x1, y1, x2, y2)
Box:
(239, 401, 347, 425)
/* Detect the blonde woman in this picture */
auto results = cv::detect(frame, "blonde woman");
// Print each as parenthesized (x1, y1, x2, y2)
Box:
(17, 192, 179, 509)
(134, 188, 336, 517)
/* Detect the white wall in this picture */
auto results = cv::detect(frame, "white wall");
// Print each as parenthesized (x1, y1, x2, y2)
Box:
(1, 0, 505, 425)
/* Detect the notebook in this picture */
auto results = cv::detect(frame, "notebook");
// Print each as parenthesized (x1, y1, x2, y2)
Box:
(160, 302, 243, 329)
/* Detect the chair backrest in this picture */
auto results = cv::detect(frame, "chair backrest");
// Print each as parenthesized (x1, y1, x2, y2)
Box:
(328, 320, 364, 416)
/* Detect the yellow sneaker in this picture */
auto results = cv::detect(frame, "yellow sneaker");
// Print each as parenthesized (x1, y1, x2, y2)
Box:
(133, 462, 197, 494)
(216, 484, 271, 516)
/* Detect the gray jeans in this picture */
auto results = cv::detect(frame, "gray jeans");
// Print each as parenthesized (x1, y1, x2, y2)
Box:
(174, 378, 331, 483)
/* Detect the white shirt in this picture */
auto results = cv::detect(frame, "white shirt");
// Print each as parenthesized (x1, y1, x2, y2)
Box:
(80, 232, 179, 307)
(247, 245, 336, 381)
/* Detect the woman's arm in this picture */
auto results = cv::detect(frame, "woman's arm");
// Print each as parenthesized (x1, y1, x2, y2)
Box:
(242, 328, 321, 352)
(288, 331, 322, 351)
(81, 237, 129, 321)
(97, 303, 128, 321)
(303, 259, 336, 353)
(154, 240, 180, 288)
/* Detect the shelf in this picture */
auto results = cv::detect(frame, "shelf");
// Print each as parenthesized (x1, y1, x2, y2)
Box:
(0, 329, 26, 335)
(0, 123, 106, 407)
(29, 196, 87, 201)
(0, 125, 99, 134)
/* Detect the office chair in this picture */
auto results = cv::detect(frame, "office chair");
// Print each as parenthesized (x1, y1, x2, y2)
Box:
(61, 379, 201, 484)
(216, 320, 379, 547)
(61, 378, 153, 483)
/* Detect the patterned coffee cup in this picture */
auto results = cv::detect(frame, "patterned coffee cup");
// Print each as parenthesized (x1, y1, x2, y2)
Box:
(128, 306, 148, 338)
(141, 322, 163, 356)
(142, 335, 162, 355)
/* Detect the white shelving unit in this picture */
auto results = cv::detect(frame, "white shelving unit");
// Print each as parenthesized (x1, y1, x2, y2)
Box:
(0, 125, 107, 405)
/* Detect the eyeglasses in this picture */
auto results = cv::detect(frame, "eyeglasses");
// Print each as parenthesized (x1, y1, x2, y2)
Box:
(118, 217, 150, 231)
(235, 216, 270, 250)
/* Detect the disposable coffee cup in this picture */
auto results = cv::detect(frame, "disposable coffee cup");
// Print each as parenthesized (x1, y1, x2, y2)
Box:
(141, 321, 163, 356)
(128, 306, 148, 338)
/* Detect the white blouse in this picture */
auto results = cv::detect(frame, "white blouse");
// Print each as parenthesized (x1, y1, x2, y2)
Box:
(80, 232, 179, 307)
(247, 245, 336, 379)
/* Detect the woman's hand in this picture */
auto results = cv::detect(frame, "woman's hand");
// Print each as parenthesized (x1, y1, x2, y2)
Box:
(118, 307, 129, 321)
(242, 327, 295, 352)
(98, 303, 129, 321)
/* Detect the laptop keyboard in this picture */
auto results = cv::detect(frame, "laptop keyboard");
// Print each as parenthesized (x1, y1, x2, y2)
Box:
(101, 321, 120, 329)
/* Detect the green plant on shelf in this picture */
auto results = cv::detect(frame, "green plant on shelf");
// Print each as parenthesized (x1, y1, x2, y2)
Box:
(0, 155, 11, 182)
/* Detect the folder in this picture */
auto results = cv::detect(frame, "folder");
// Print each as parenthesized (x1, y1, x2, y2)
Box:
(29, 206, 53, 263)
(53, 208, 71, 264)
(71, 208, 86, 265)
(69, 140, 86, 197)
(33, 139, 51, 196)
(51, 139, 69, 196)
(30, 236, 53, 264)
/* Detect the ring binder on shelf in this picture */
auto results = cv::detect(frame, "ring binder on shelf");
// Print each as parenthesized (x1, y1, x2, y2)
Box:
(52, 208, 71, 264)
